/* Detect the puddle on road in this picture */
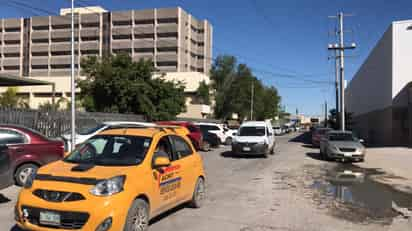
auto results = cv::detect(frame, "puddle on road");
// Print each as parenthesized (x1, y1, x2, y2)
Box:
(308, 164, 412, 224)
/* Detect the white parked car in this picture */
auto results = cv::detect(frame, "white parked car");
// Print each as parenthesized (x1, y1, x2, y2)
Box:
(273, 126, 283, 136)
(62, 121, 155, 151)
(232, 121, 276, 157)
(195, 122, 228, 144)
(224, 127, 239, 145)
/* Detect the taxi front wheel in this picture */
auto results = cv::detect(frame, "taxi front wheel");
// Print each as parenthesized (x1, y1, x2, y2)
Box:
(124, 199, 149, 231)
(189, 177, 206, 208)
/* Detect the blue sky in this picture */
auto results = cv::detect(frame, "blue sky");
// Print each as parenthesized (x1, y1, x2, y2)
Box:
(2, 0, 412, 116)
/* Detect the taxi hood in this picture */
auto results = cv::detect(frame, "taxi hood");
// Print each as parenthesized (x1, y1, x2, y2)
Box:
(37, 161, 134, 183)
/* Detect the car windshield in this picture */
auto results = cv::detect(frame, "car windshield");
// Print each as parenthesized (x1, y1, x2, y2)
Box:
(77, 124, 106, 135)
(329, 133, 355, 141)
(64, 135, 152, 166)
(239, 126, 265, 136)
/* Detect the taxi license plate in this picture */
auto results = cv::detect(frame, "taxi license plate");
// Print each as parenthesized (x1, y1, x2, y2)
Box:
(243, 147, 251, 151)
(39, 211, 60, 226)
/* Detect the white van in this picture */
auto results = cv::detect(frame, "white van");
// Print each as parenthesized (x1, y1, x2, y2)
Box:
(232, 121, 276, 157)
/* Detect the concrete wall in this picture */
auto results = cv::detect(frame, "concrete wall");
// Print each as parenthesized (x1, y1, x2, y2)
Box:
(392, 20, 412, 107)
(346, 25, 393, 116)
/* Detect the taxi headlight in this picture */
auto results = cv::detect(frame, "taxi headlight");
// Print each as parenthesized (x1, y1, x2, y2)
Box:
(90, 175, 126, 196)
(23, 170, 36, 189)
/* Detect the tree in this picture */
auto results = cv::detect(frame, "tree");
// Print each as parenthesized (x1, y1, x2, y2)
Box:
(0, 87, 29, 108)
(78, 54, 186, 121)
(210, 55, 281, 120)
(38, 97, 68, 111)
(196, 81, 211, 105)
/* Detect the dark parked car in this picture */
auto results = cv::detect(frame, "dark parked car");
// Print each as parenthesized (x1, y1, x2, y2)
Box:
(0, 125, 64, 189)
(199, 129, 220, 151)
(156, 121, 203, 150)
(312, 127, 332, 147)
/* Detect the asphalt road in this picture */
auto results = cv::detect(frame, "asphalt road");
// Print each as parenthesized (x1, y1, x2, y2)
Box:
(1, 132, 411, 231)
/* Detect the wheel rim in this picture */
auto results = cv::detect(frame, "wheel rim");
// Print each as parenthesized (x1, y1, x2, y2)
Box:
(19, 167, 34, 184)
(226, 138, 232, 145)
(195, 180, 205, 204)
(131, 206, 148, 231)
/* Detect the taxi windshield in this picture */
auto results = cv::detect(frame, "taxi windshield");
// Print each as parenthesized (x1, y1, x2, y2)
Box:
(64, 135, 152, 166)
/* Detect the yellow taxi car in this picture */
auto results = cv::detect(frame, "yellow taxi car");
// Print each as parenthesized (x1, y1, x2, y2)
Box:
(15, 126, 206, 231)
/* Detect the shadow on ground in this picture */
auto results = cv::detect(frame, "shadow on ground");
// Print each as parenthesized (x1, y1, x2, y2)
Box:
(306, 152, 331, 162)
(220, 151, 266, 159)
(149, 204, 186, 225)
(289, 132, 311, 144)
(10, 225, 22, 231)
(0, 193, 11, 204)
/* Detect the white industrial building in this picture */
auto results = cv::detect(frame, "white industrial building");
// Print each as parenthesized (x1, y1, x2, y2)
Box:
(346, 20, 412, 146)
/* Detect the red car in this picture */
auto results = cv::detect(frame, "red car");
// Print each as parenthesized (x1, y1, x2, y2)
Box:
(0, 125, 64, 189)
(156, 121, 203, 150)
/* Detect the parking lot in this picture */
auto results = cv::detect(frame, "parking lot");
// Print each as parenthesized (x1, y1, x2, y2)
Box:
(1, 132, 411, 231)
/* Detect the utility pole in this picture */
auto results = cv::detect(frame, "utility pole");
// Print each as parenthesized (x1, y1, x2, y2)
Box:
(334, 49, 340, 126)
(250, 81, 254, 120)
(324, 101, 328, 127)
(338, 12, 345, 131)
(328, 12, 356, 131)
(70, 0, 76, 151)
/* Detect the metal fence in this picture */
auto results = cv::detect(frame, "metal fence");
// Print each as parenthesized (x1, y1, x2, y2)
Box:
(0, 107, 145, 138)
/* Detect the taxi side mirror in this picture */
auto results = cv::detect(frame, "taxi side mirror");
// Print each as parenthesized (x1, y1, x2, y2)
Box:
(154, 156, 171, 169)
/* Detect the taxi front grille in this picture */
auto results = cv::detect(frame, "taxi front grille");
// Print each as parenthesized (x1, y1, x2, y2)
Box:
(33, 189, 85, 202)
(21, 206, 89, 230)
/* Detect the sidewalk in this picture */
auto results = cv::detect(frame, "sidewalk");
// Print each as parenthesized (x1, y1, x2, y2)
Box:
(356, 147, 412, 194)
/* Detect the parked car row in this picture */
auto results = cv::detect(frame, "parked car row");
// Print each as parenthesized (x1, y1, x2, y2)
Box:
(311, 127, 366, 163)
(272, 124, 302, 136)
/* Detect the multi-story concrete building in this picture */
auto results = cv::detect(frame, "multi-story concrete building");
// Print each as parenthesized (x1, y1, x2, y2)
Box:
(0, 6, 213, 118)
(346, 20, 412, 146)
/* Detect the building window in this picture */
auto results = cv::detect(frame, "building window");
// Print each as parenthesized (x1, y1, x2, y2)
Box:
(81, 36, 99, 41)
(135, 47, 154, 53)
(4, 27, 20, 32)
(135, 19, 154, 25)
(157, 18, 178, 24)
(3, 65, 20, 70)
(112, 34, 132, 40)
(51, 64, 70, 69)
(32, 25, 49, 31)
(51, 50, 72, 56)
(32, 52, 48, 56)
(31, 65, 48, 69)
(52, 24, 73, 30)
(4, 40, 21, 45)
(157, 61, 177, 67)
(157, 47, 177, 53)
(32, 38, 49, 43)
(3, 53, 20, 58)
(112, 49, 132, 55)
(134, 33, 154, 39)
(157, 32, 178, 38)
(81, 22, 99, 28)
(113, 20, 132, 26)
(51, 37, 71, 43)
(81, 50, 99, 55)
